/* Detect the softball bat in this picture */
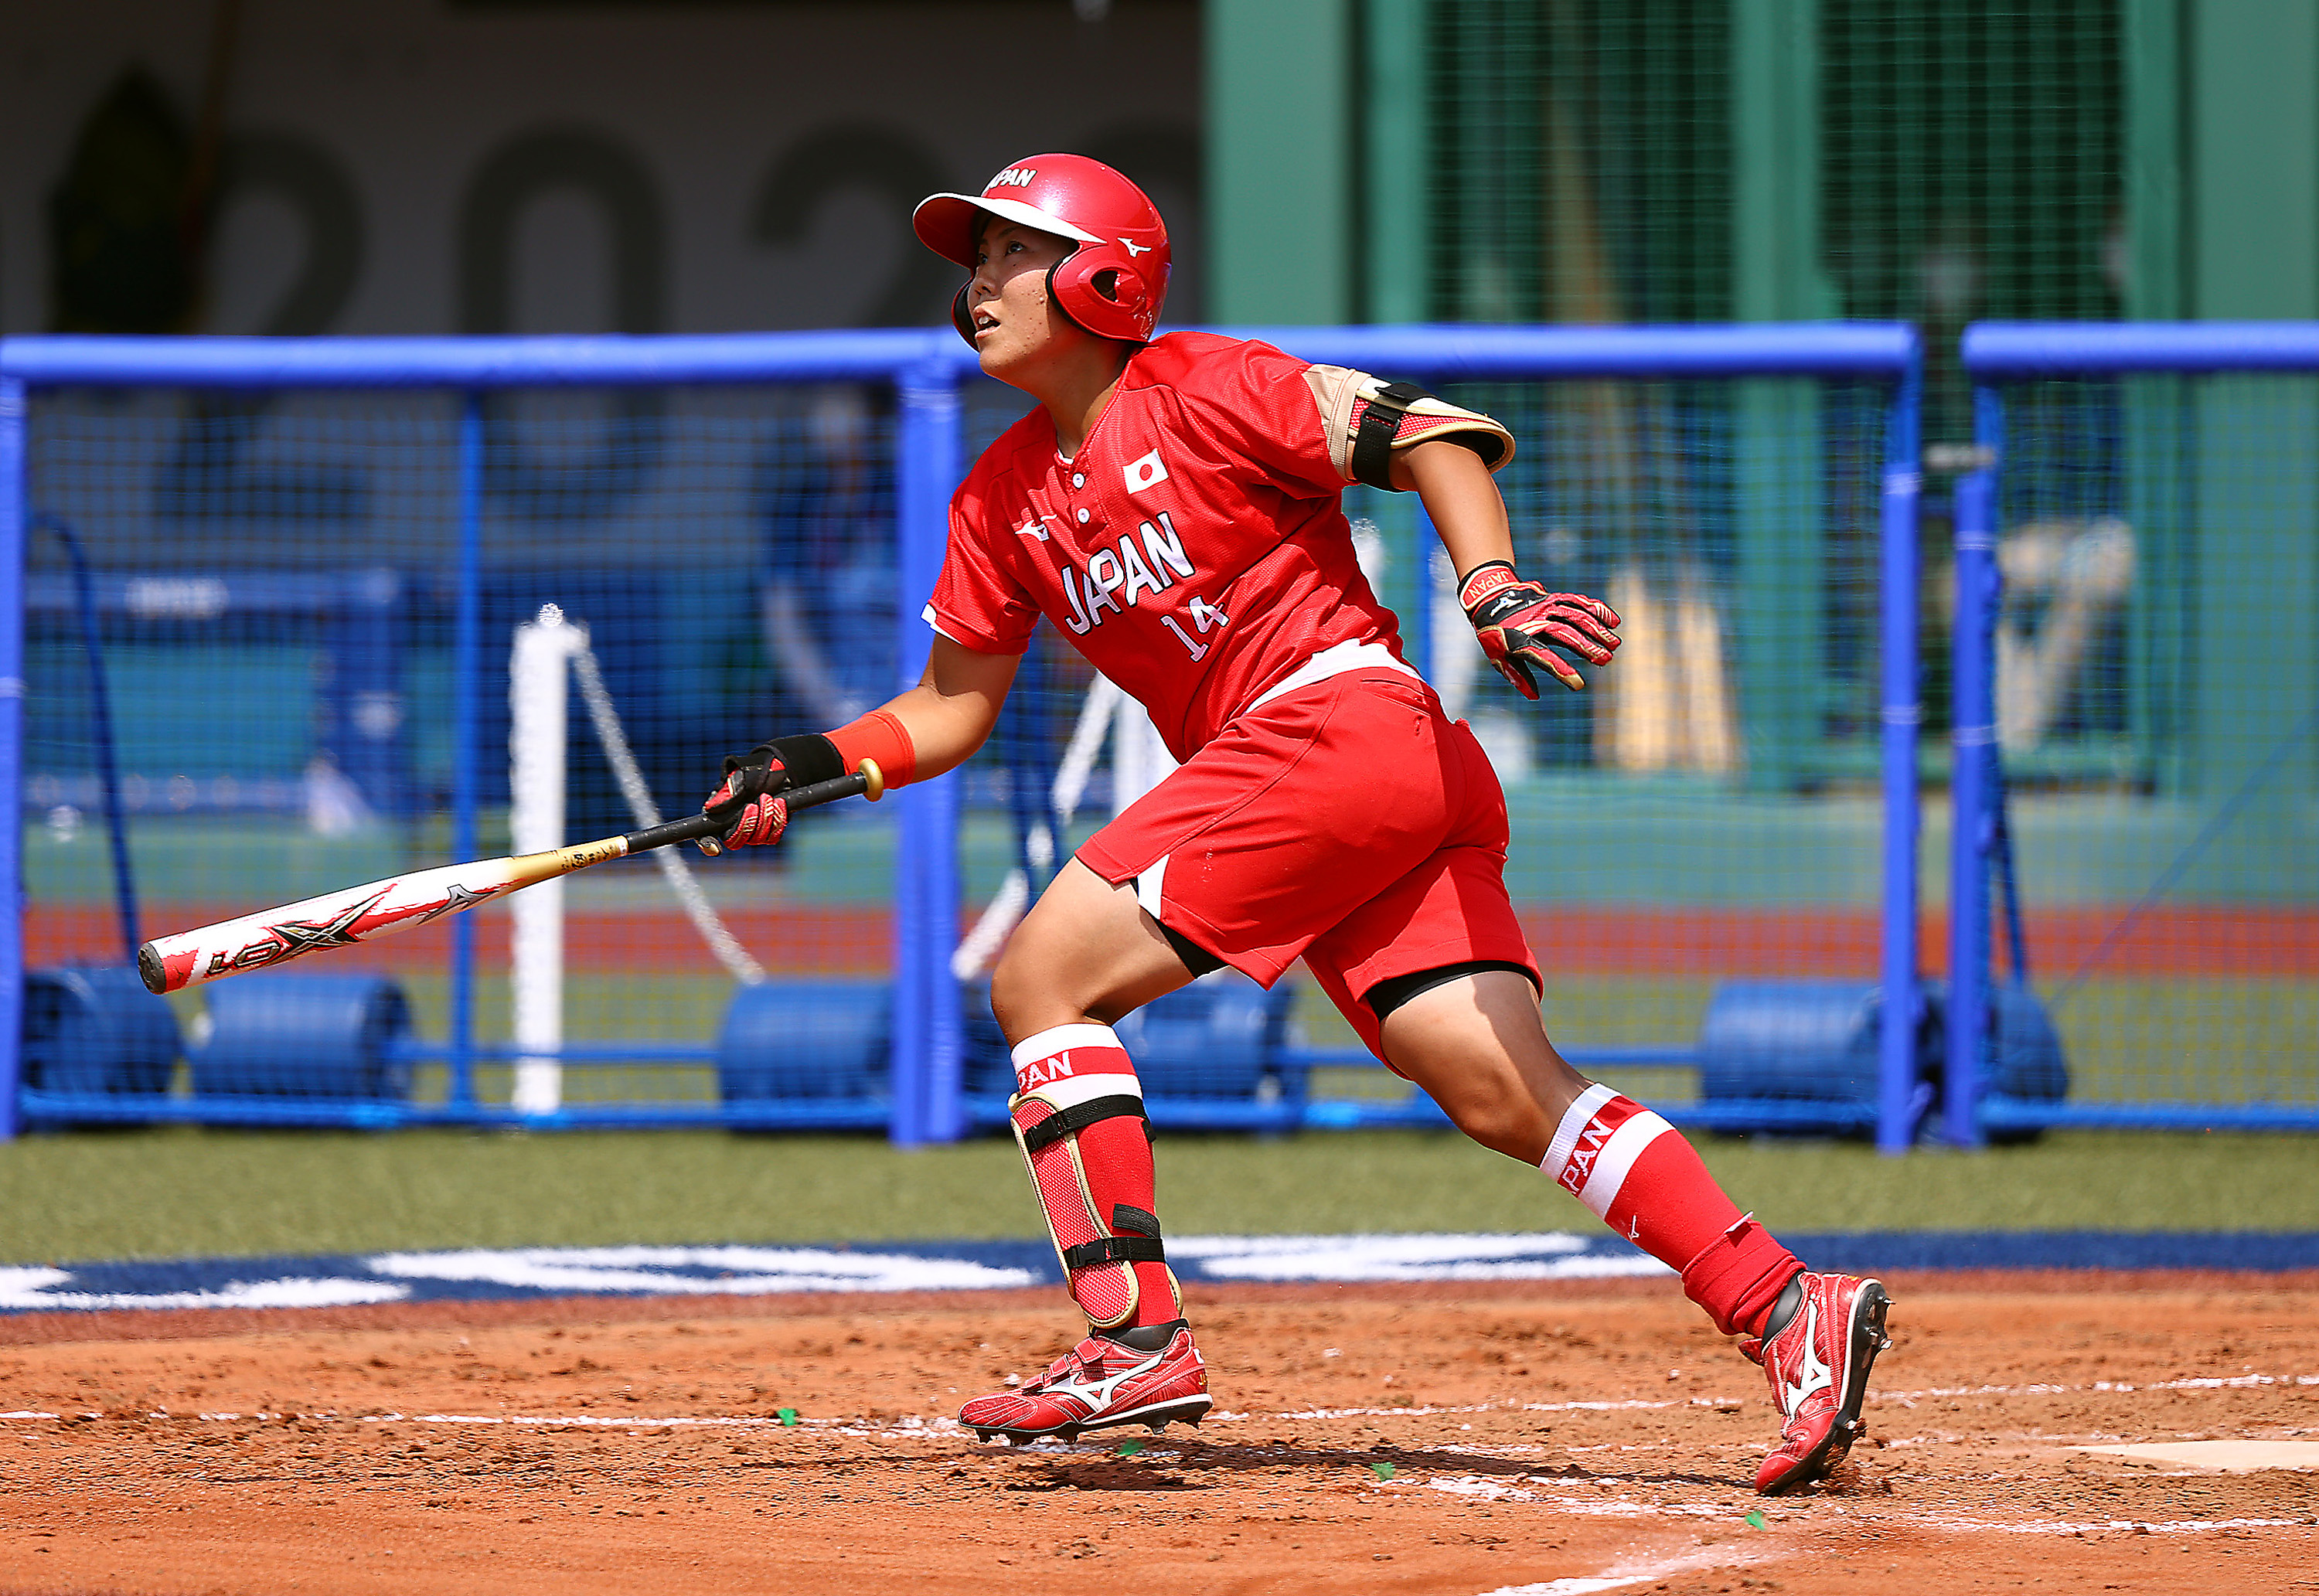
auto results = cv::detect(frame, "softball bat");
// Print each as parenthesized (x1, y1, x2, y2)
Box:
(135, 760, 884, 995)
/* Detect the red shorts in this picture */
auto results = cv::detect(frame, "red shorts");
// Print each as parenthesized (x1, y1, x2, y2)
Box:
(1076, 668, 1540, 1063)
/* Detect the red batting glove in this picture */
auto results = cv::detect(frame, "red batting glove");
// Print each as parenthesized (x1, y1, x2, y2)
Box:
(1459, 561, 1623, 699)
(698, 733, 846, 855)
(700, 749, 793, 853)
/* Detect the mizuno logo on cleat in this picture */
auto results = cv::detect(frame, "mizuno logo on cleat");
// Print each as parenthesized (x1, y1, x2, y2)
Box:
(1783, 1297, 1834, 1414)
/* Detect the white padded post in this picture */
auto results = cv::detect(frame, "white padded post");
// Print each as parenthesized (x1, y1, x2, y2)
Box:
(509, 605, 585, 1116)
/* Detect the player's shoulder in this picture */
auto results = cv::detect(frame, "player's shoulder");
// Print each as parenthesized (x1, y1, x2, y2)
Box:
(1125, 331, 1313, 401)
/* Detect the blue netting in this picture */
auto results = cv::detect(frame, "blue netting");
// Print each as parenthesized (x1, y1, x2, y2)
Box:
(1956, 352, 2319, 1132)
(20, 379, 904, 1126)
(952, 369, 1916, 1135)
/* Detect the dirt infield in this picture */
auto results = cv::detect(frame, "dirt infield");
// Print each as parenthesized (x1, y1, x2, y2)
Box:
(4, 1271, 2315, 1594)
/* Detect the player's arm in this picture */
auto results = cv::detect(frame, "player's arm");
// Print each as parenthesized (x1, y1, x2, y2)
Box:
(701, 636, 1017, 849)
(1398, 437, 1622, 698)
(1297, 362, 1619, 696)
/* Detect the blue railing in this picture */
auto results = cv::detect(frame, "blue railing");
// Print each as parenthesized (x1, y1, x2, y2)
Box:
(2, 323, 1924, 1145)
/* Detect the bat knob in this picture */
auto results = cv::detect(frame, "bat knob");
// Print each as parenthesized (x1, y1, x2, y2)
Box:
(859, 758, 885, 801)
(696, 836, 724, 858)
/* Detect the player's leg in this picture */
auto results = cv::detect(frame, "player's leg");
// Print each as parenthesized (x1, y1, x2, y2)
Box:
(958, 859, 1211, 1442)
(1374, 974, 1890, 1492)
(1377, 968, 1802, 1321)
(961, 669, 1474, 1442)
(1302, 695, 1891, 1493)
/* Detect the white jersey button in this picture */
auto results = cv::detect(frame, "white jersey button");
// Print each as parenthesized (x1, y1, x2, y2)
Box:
(1072, 473, 1085, 488)
(1075, 508, 1091, 524)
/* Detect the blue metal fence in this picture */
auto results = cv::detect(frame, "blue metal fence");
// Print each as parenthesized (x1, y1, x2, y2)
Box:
(1, 325, 1926, 1146)
(1955, 323, 2319, 1136)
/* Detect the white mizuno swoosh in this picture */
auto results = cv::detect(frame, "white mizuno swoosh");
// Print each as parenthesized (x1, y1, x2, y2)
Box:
(1039, 1343, 1170, 1412)
(1782, 1295, 1834, 1414)
(1014, 517, 1052, 541)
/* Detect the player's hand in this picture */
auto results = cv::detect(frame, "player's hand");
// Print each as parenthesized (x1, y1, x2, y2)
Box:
(1459, 561, 1622, 698)
(700, 745, 794, 853)
(699, 733, 848, 855)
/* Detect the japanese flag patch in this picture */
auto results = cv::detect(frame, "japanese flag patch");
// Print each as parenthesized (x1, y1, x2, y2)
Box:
(1124, 448, 1170, 494)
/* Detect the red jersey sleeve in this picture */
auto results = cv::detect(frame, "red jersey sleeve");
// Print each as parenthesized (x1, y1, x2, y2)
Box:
(925, 482, 1041, 655)
(1150, 333, 1514, 496)
(1162, 338, 1350, 501)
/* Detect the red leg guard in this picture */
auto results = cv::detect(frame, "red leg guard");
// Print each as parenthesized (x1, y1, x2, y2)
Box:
(1010, 1024, 1182, 1332)
(1542, 1084, 1803, 1336)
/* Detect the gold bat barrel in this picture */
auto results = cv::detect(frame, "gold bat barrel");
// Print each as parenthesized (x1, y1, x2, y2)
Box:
(136, 839, 627, 995)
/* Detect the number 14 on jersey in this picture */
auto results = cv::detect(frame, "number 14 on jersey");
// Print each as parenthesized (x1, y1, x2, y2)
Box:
(1162, 597, 1230, 660)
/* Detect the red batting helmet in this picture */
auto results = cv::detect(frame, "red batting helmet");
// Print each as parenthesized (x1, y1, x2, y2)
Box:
(913, 154, 1170, 345)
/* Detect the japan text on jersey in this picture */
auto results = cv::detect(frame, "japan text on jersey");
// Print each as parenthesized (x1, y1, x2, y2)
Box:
(929, 333, 1500, 759)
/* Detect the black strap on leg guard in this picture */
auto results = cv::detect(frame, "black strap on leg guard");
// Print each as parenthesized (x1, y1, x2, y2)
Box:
(1061, 1205, 1166, 1272)
(1351, 379, 1432, 490)
(1017, 1094, 1153, 1154)
(1062, 1234, 1166, 1270)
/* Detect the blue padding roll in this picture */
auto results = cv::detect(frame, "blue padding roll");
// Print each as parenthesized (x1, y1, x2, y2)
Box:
(1698, 980, 2068, 1138)
(22, 967, 181, 1095)
(1974, 984, 2070, 1145)
(1985, 985, 2069, 1103)
(962, 977, 1300, 1104)
(192, 974, 411, 1100)
(1697, 982, 1889, 1105)
(717, 981, 890, 1101)
(1112, 977, 1299, 1101)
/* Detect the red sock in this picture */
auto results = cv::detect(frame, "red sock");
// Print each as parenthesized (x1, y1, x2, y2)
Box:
(1541, 1084, 1802, 1337)
(1010, 1024, 1181, 1332)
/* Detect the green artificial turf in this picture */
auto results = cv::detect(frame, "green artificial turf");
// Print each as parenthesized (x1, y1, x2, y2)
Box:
(2, 1125, 2314, 1266)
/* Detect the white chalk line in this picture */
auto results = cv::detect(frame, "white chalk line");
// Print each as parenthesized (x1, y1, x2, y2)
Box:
(1463, 1500, 2319, 1596)
(1880, 1370, 2319, 1404)
(1476, 1545, 1769, 1596)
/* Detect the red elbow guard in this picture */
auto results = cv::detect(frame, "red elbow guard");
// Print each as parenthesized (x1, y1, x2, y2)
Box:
(829, 709, 918, 789)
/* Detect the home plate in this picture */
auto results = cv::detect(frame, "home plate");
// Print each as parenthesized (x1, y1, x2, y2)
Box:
(2076, 1441, 2319, 1472)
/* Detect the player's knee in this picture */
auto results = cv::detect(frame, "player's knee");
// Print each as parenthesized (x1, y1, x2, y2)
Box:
(1441, 1073, 1554, 1162)
(987, 946, 1047, 1040)
(989, 933, 1096, 1040)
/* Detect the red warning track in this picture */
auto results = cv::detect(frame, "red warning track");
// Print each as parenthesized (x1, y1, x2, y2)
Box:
(33, 903, 2319, 977)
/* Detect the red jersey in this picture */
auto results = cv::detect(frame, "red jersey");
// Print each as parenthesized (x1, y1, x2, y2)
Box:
(925, 332, 1510, 761)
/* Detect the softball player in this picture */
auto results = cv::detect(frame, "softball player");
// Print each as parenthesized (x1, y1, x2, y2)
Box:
(704, 155, 1891, 1494)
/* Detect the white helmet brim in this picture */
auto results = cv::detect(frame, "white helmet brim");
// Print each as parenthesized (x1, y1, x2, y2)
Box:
(912, 192, 1102, 270)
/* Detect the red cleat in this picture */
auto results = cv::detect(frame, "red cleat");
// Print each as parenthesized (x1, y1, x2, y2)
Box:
(1743, 1272, 1893, 1494)
(961, 1322, 1211, 1444)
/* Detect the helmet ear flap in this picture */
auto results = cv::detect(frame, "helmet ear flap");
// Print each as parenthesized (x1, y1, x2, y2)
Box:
(1047, 250, 1155, 342)
(950, 282, 977, 346)
(1088, 265, 1149, 311)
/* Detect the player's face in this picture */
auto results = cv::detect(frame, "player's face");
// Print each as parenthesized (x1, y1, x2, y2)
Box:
(965, 220, 1082, 374)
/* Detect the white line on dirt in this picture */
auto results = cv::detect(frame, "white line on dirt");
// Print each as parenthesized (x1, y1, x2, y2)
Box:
(1878, 1371, 2317, 1401)
(1261, 1399, 1687, 1421)
(1476, 1544, 1766, 1595)
(1920, 1513, 2309, 1536)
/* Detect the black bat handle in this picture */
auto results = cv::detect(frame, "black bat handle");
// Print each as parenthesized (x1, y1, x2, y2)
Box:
(622, 758, 885, 856)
